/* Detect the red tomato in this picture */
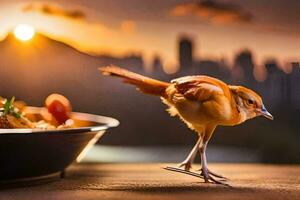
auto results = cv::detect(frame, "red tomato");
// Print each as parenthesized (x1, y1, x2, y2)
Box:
(45, 94, 71, 124)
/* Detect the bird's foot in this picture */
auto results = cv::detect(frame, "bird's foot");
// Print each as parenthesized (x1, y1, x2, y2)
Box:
(178, 160, 192, 171)
(163, 166, 231, 187)
(198, 168, 228, 180)
(200, 168, 230, 186)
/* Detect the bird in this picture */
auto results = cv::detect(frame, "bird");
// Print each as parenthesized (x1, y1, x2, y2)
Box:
(99, 65, 273, 185)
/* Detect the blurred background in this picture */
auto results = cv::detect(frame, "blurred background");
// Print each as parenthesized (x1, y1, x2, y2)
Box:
(0, 0, 299, 164)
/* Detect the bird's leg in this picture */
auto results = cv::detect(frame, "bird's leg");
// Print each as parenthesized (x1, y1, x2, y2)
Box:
(199, 141, 209, 182)
(164, 137, 203, 176)
(178, 137, 202, 171)
(199, 142, 229, 185)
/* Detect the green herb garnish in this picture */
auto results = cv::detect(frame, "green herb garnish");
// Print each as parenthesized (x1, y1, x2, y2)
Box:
(0, 97, 21, 118)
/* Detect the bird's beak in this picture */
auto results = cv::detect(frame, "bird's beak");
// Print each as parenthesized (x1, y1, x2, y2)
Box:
(259, 104, 274, 120)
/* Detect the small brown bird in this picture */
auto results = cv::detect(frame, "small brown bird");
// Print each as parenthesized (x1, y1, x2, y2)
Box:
(99, 65, 273, 185)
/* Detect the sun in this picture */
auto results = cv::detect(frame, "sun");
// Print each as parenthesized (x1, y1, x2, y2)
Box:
(13, 24, 35, 41)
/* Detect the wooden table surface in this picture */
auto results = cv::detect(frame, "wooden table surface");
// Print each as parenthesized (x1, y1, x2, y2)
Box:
(1, 163, 300, 200)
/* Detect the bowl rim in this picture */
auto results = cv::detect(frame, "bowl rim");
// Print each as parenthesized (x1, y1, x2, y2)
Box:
(0, 106, 119, 134)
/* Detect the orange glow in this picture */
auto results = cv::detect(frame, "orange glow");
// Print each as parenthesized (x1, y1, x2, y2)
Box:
(0, 2, 298, 74)
(121, 20, 136, 34)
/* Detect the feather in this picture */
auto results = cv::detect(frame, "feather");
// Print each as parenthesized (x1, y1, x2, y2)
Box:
(99, 65, 170, 97)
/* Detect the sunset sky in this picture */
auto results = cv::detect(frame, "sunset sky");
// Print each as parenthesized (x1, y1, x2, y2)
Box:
(0, 0, 300, 72)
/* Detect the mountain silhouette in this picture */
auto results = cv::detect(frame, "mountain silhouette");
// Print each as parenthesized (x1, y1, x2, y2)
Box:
(0, 32, 102, 104)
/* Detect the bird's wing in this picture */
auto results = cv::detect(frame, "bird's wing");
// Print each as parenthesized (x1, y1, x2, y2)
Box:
(171, 76, 225, 102)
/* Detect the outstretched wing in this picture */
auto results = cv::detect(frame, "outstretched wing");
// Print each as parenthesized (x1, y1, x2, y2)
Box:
(171, 76, 226, 102)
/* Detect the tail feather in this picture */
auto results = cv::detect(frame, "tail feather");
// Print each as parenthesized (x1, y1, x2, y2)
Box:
(99, 65, 170, 96)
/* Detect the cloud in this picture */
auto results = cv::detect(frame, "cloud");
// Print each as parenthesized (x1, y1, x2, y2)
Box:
(170, 0, 252, 24)
(22, 3, 85, 20)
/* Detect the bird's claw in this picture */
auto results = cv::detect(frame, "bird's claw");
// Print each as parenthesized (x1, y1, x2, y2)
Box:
(200, 168, 230, 186)
(163, 166, 231, 187)
(198, 168, 229, 180)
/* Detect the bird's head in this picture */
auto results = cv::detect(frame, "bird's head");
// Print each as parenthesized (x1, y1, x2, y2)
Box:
(229, 85, 273, 122)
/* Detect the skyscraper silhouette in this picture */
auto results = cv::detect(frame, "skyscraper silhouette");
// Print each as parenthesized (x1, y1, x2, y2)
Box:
(178, 37, 193, 69)
(234, 49, 255, 85)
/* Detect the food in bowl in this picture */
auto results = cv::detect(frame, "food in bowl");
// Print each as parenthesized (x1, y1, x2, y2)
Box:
(0, 93, 119, 182)
(0, 94, 78, 130)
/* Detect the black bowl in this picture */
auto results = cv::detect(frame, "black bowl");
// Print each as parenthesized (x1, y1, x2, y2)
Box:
(0, 107, 119, 183)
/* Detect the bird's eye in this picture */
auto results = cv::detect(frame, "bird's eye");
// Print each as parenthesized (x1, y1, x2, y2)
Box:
(248, 99, 254, 105)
